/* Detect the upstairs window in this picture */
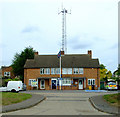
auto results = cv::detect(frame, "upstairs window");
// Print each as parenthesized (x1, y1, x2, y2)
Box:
(73, 68, 83, 74)
(62, 68, 67, 74)
(45, 68, 50, 74)
(73, 68, 79, 74)
(67, 68, 72, 74)
(40, 68, 44, 74)
(56, 68, 60, 74)
(51, 68, 56, 74)
(79, 68, 84, 74)
(62, 68, 72, 74)
(40, 68, 50, 74)
(4, 72, 10, 77)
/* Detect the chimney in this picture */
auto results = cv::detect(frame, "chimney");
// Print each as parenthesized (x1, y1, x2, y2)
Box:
(61, 51, 64, 56)
(88, 50, 92, 58)
(34, 52, 38, 55)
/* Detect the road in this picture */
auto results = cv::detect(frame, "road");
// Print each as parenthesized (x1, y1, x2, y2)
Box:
(3, 90, 115, 115)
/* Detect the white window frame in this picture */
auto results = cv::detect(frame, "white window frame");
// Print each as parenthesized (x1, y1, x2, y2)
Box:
(4, 72, 10, 77)
(88, 79, 95, 85)
(73, 68, 79, 74)
(29, 79, 36, 86)
(40, 68, 44, 74)
(79, 68, 84, 74)
(56, 68, 60, 74)
(62, 68, 67, 74)
(62, 78, 71, 86)
(67, 68, 72, 74)
(51, 68, 55, 74)
(45, 68, 50, 74)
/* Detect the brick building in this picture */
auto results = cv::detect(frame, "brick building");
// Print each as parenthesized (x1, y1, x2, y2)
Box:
(24, 50, 100, 90)
(1, 66, 15, 78)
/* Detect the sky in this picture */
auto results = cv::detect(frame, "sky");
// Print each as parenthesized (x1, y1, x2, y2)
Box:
(0, 0, 119, 73)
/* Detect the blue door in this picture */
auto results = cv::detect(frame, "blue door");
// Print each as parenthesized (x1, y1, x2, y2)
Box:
(52, 80, 56, 89)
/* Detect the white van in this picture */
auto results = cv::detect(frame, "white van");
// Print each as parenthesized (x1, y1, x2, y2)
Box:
(7, 81, 23, 92)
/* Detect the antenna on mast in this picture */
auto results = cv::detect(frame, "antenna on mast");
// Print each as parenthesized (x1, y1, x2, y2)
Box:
(58, 5, 71, 54)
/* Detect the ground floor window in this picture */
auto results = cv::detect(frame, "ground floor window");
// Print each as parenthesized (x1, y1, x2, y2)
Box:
(62, 78, 71, 85)
(88, 79, 95, 85)
(29, 79, 36, 86)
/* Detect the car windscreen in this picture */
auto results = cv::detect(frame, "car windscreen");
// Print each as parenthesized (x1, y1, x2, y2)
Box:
(108, 82, 116, 85)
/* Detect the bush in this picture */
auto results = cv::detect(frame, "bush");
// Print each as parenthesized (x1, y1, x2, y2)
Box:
(4, 77, 21, 86)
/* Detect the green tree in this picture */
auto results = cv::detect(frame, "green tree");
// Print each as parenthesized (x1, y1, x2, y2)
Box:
(12, 46, 36, 82)
(100, 64, 112, 81)
(100, 64, 106, 70)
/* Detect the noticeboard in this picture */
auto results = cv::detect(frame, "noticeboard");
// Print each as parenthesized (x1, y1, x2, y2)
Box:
(31, 81, 38, 87)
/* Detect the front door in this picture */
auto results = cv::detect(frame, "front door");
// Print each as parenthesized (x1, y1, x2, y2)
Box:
(40, 80, 45, 89)
(79, 79, 83, 89)
(52, 80, 56, 89)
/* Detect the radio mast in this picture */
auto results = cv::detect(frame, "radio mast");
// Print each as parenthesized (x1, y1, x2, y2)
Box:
(58, 5, 71, 54)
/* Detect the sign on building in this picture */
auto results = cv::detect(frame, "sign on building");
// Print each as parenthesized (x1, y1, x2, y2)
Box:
(31, 81, 38, 87)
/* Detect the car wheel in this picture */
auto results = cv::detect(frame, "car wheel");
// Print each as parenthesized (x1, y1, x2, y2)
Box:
(11, 89, 17, 92)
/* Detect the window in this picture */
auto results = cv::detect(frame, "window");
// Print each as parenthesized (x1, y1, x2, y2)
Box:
(40, 68, 50, 74)
(88, 79, 95, 85)
(79, 68, 83, 74)
(40, 68, 44, 74)
(62, 78, 71, 85)
(51, 68, 55, 74)
(67, 68, 72, 74)
(73, 68, 79, 74)
(62, 68, 72, 74)
(4, 72, 10, 77)
(29, 79, 36, 86)
(45, 68, 50, 74)
(56, 68, 60, 74)
(62, 68, 67, 74)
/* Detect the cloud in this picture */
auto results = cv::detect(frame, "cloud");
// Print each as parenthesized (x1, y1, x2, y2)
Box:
(21, 25, 39, 33)
(109, 43, 118, 49)
(0, 43, 7, 48)
(68, 34, 92, 50)
(72, 43, 91, 49)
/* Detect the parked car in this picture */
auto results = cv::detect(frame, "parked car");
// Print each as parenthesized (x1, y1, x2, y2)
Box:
(6, 81, 23, 92)
(105, 82, 118, 90)
(22, 83, 27, 91)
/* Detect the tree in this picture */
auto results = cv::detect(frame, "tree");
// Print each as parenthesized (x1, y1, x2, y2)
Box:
(100, 64, 106, 70)
(100, 64, 112, 82)
(12, 46, 36, 82)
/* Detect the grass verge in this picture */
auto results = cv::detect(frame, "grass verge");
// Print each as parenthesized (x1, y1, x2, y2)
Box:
(103, 93, 120, 107)
(1, 92, 32, 106)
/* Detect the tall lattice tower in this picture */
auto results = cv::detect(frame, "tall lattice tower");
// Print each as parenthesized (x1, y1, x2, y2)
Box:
(58, 6, 71, 54)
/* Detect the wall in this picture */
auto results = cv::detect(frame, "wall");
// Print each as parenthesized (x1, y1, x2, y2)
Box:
(24, 68, 100, 90)
(2, 66, 15, 78)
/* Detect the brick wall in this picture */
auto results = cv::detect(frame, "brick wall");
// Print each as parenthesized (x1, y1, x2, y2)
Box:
(24, 68, 100, 90)
(2, 66, 15, 78)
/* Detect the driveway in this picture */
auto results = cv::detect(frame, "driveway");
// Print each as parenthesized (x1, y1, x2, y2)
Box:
(3, 90, 116, 115)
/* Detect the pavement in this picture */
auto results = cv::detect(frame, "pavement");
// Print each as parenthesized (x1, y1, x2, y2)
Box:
(89, 94, 120, 115)
(1, 90, 120, 115)
(2, 93, 45, 113)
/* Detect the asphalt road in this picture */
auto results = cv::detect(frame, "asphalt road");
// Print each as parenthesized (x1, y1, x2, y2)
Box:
(3, 90, 116, 115)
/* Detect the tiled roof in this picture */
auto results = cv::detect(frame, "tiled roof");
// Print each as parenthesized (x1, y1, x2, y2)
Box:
(24, 54, 100, 68)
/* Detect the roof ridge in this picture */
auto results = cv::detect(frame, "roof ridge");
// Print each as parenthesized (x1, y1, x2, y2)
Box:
(35, 54, 90, 56)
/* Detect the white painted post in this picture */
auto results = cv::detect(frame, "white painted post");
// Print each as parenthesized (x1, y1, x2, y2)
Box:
(60, 56, 61, 90)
